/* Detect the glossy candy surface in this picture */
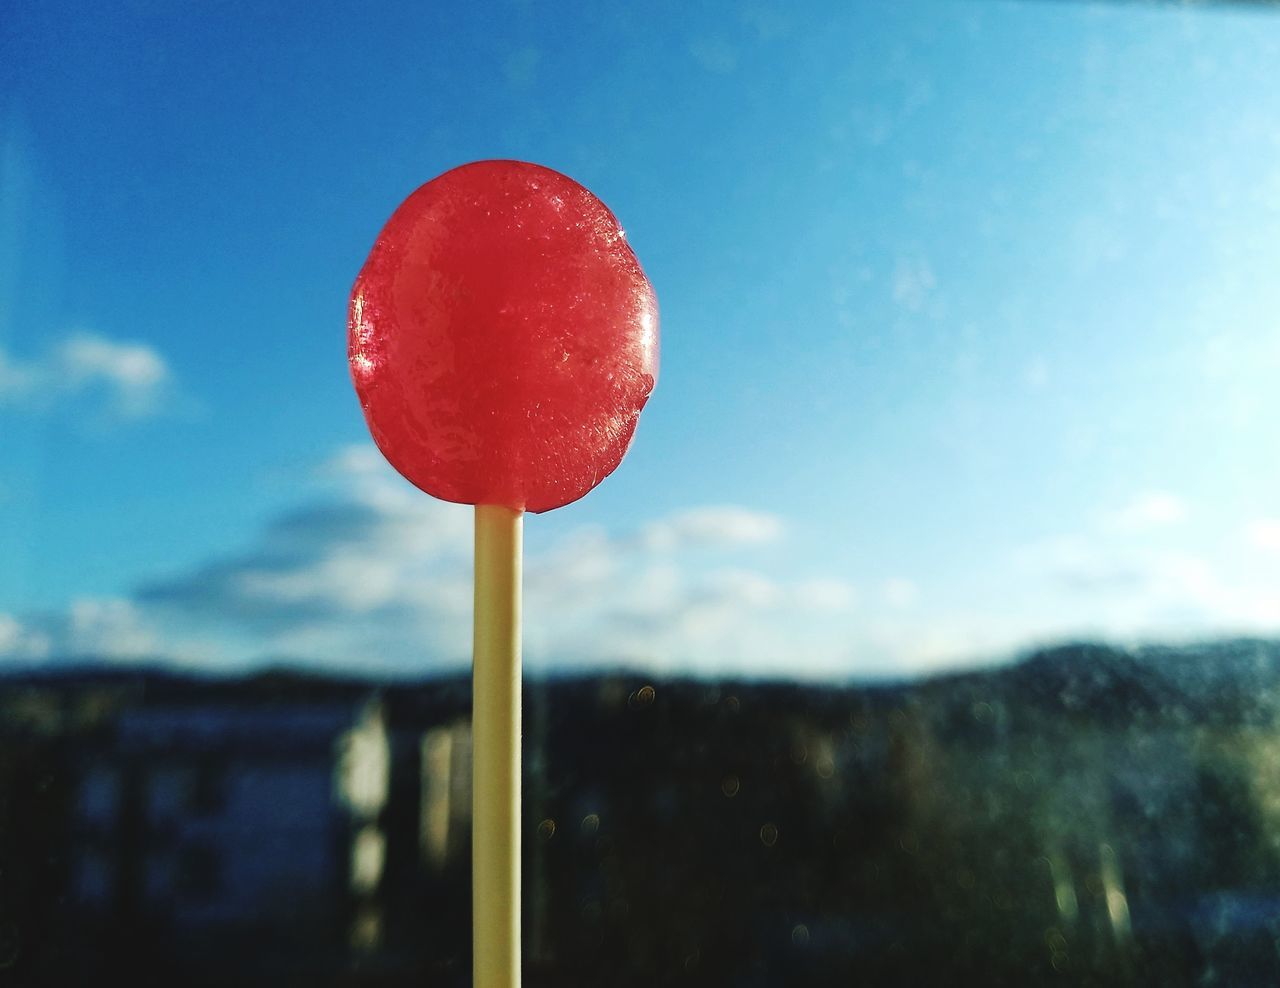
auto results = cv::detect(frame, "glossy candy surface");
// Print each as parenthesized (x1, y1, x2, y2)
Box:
(349, 160, 658, 513)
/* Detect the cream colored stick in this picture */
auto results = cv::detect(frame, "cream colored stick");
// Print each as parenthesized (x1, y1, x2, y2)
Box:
(472, 504, 523, 988)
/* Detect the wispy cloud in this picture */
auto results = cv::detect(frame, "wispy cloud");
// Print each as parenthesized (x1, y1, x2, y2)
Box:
(1102, 491, 1187, 533)
(0, 613, 50, 661)
(971, 486, 1280, 653)
(136, 466, 476, 669)
(882, 578, 918, 609)
(1247, 519, 1280, 553)
(134, 447, 830, 674)
(0, 598, 163, 664)
(14, 461, 1272, 682)
(1015, 535, 1145, 594)
(1013, 531, 1280, 641)
(641, 506, 783, 551)
(0, 331, 174, 420)
(80, 445, 878, 677)
(63, 598, 162, 658)
(794, 578, 857, 612)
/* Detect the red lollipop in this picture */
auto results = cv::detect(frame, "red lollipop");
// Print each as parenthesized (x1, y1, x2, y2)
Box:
(349, 159, 659, 512)
(348, 161, 658, 988)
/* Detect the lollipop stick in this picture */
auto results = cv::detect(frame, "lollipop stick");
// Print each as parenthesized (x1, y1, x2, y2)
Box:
(472, 504, 523, 988)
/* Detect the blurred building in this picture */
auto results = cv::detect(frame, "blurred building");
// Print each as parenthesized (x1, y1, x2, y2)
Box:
(54, 675, 473, 981)
(74, 701, 363, 935)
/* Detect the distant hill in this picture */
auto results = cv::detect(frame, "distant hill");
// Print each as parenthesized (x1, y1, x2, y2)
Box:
(5, 637, 1279, 723)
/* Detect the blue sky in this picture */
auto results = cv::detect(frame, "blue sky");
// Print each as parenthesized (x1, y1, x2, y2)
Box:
(2, 1, 1279, 678)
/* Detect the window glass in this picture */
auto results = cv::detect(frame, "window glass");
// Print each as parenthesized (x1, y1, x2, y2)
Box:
(2, 1, 1278, 983)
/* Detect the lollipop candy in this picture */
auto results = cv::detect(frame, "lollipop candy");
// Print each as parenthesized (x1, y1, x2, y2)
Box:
(348, 160, 658, 988)
(350, 159, 658, 513)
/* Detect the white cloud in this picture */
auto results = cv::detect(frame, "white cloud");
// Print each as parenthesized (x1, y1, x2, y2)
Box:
(1012, 528, 1280, 642)
(138, 446, 476, 669)
(0, 331, 173, 419)
(793, 578, 857, 612)
(528, 517, 850, 674)
(65, 598, 161, 659)
(1247, 519, 1280, 553)
(119, 445, 886, 677)
(641, 506, 783, 551)
(0, 613, 50, 661)
(58, 333, 170, 416)
(33, 444, 1278, 683)
(703, 568, 782, 608)
(0, 598, 168, 664)
(883, 578, 918, 609)
(1014, 534, 1144, 593)
(1103, 491, 1187, 533)
(994, 491, 1280, 642)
